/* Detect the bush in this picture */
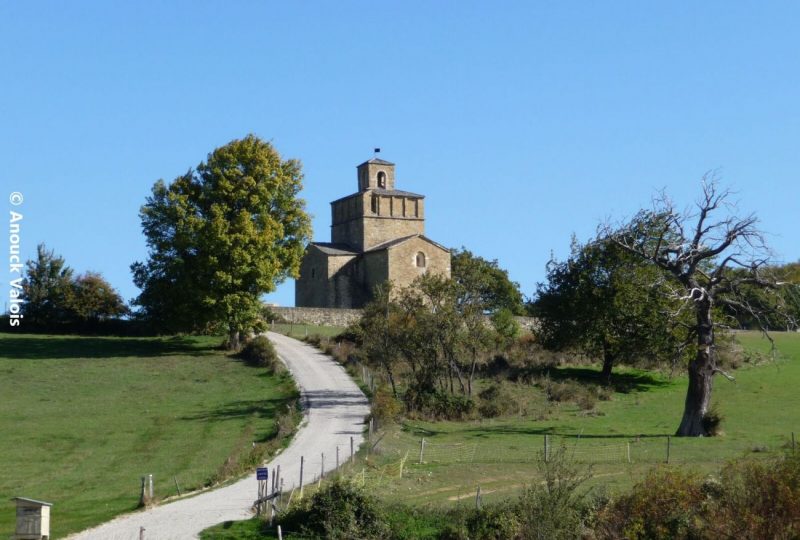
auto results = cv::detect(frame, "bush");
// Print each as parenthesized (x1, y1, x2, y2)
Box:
(540, 377, 597, 410)
(405, 389, 475, 420)
(702, 403, 724, 436)
(478, 382, 520, 418)
(372, 385, 403, 424)
(280, 479, 388, 539)
(594, 468, 706, 539)
(712, 453, 800, 539)
(238, 336, 282, 373)
(514, 449, 591, 539)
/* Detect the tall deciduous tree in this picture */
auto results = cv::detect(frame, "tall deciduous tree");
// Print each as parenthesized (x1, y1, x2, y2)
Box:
(21, 243, 75, 327)
(605, 178, 793, 436)
(71, 272, 128, 322)
(131, 135, 311, 348)
(451, 247, 526, 315)
(534, 236, 691, 383)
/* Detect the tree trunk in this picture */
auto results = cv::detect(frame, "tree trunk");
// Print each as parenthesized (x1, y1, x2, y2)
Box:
(228, 328, 241, 351)
(676, 299, 714, 436)
(385, 365, 398, 398)
(601, 348, 614, 385)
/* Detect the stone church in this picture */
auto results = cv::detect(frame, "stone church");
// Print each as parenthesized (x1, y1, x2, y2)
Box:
(295, 157, 451, 308)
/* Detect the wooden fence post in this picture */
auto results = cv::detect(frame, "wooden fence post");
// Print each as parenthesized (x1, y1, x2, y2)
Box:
(666, 436, 671, 464)
(299, 455, 304, 496)
(419, 437, 426, 464)
(475, 485, 482, 510)
(544, 435, 549, 462)
(350, 436, 354, 463)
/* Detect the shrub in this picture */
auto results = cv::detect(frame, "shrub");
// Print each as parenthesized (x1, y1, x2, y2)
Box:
(711, 453, 800, 539)
(702, 403, 724, 436)
(540, 377, 597, 410)
(478, 382, 520, 418)
(372, 385, 403, 424)
(464, 503, 523, 540)
(514, 448, 591, 539)
(280, 479, 388, 539)
(238, 336, 282, 373)
(594, 468, 705, 540)
(405, 389, 475, 420)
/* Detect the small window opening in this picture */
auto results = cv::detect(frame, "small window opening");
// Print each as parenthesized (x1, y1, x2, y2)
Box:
(416, 252, 426, 268)
(371, 195, 379, 214)
(377, 171, 386, 188)
(311, 267, 316, 279)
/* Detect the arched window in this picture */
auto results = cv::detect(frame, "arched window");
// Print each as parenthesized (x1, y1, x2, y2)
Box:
(415, 252, 426, 268)
(377, 171, 386, 188)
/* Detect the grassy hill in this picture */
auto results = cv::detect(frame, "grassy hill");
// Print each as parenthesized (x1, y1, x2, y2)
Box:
(0, 333, 299, 538)
(354, 331, 800, 506)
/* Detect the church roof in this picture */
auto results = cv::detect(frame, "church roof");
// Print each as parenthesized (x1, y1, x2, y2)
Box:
(364, 234, 450, 253)
(358, 158, 395, 166)
(373, 188, 424, 198)
(309, 242, 359, 256)
(330, 188, 424, 205)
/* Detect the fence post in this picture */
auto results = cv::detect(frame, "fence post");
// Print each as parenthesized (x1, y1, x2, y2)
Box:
(351, 436, 355, 463)
(299, 455, 304, 496)
(419, 437, 426, 464)
(336, 446, 340, 469)
(321, 452, 325, 479)
(626, 442, 631, 463)
(544, 435, 549, 463)
(666, 436, 671, 464)
(140, 476, 147, 506)
(475, 485, 482, 510)
(792, 432, 796, 454)
(148, 474, 154, 500)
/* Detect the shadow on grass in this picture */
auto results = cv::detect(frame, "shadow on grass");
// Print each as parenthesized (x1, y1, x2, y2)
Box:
(556, 366, 671, 393)
(0, 335, 214, 360)
(182, 398, 288, 442)
(512, 365, 672, 394)
(403, 422, 670, 440)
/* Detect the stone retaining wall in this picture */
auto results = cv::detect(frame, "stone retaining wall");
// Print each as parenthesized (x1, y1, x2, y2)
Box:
(270, 306, 363, 328)
(270, 306, 539, 333)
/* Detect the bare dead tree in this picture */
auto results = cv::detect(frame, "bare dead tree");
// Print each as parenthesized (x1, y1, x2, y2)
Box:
(602, 175, 794, 436)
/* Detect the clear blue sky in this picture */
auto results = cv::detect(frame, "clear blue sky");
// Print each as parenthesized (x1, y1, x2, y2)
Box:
(2, 1, 798, 309)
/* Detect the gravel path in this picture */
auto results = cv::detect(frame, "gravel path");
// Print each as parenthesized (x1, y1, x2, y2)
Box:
(68, 332, 369, 540)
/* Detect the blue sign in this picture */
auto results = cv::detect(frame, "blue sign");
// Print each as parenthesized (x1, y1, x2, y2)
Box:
(256, 468, 268, 481)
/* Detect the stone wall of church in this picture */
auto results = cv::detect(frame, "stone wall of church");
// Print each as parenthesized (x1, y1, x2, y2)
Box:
(363, 215, 425, 250)
(295, 247, 332, 307)
(387, 237, 451, 289)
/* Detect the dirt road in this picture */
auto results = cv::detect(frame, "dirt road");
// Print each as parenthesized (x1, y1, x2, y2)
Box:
(68, 331, 369, 540)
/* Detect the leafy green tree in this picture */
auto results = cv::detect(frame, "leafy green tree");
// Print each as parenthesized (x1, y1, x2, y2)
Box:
(605, 178, 791, 436)
(534, 236, 690, 382)
(132, 135, 311, 348)
(359, 283, 403, 397)
(451, 247, 526, 315)
(21, 244, 127, 328)
(71, 272, 128, 322)
(21, 244, 76, 327)
(720, 262, 800, 330)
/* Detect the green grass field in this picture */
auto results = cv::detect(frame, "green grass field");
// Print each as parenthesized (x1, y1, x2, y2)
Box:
(350, 331, 800, 507)
(0, 333, 299, 538)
